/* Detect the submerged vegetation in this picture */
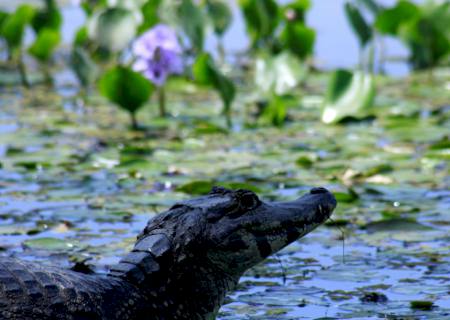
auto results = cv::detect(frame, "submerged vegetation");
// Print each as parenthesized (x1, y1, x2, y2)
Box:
(0, 0, 449, 319)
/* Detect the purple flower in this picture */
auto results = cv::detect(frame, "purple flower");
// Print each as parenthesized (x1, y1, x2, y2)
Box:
(132, 24, 183, 86)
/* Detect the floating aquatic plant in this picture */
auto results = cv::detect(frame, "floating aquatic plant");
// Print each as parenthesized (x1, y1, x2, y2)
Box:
(132, 24, 183, 117)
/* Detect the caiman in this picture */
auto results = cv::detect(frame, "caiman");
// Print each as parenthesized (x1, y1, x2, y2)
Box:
(0, 186, 336, 320)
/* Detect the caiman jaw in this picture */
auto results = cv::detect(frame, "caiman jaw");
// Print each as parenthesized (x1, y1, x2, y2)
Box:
(209, 187, 337, 274)
(252, 187, 337, 257)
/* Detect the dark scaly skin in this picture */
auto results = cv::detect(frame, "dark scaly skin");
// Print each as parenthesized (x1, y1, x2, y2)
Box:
(0, 186, 337, 320)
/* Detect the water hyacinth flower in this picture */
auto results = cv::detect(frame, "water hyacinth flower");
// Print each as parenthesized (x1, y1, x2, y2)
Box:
(132, 24, 183, 87)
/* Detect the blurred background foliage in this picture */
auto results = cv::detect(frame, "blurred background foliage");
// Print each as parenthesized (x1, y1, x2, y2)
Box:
(0, 0, 448, 127)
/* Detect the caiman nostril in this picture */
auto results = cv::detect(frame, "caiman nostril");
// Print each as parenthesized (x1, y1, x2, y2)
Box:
(310, 187, 329, 194)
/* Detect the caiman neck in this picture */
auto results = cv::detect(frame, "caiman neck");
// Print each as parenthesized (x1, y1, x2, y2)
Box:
(108, 233, 238, 319)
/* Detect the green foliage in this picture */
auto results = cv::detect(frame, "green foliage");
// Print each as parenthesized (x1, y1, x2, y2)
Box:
(0, 11, 9, 28)
(375, 0, 419, 35)
(356, 0, 381, 15)
(80, 0, 108, 16)
(138, 0, 161, 34)
(206, 0, 232, 37)
(279, 22, 315, 59)
(177, 0, 205, 51)
(28, 28, 61, 62)
(239, 0, 279, 48)
(0, 5, 35, 50)
(375, 0, 449, 69)
(74, 26, 89, 47)
(193, 53, 235, 117)
(31, 0, 62, 33)
(255, 51, 305, 96)
(321, 69, 375, 124)
(283, 0, 311, 22)
(259, 95, 293, 127)
(99, 66, 154, 128)
(345, 2, 373, 48)
(71, 47, 98, 88)
(88, 7, 138, 52)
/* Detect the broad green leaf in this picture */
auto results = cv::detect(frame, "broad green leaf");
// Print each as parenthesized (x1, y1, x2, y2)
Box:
(193, 53, 236, 114)
(239, 0, 279, 47)
(138, 0, 161, 34)
(192, 53, 215, 84)
(321, 70, 375, 124)
(259, 95, 292, 127)
(255, 51, 305, 95)
(81, 0, 108, 16)
(99, 66, 153, 114)
(0, 4, 35, 49)
(400, 3, 450, 69)
(88, 7, 137, 52)
(325, 69, 353, 102)
(283, 0, 310, 23)
(345, 2, 372, 47)
(31, 0, 62, 33)
(214, 71, 235, 114)
(176, 180, 215, 195)
(71, 46, 98, 88)
(177, 0, 204, 51)
(206, 0, 232, 37)
(28, 28, 61, 62)
(0, 11, 8, 28)
(279, 22, 315, 59)
(356, 0, 381, 15)
(73, 26, 89, 47)
(410, 301, 434, 310)
(374, 1, 420, 35)
(23, 237, 78, 251)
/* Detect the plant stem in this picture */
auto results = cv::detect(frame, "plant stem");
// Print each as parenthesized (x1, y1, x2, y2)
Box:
(18, 52, 30, 88)
(217, 38, 225, 65)
(158, 86, 166, 117)
(130, 111, 139, 130)
(43, 64, 53, 86)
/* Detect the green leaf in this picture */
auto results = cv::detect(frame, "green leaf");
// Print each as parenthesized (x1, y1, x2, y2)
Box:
(283, 0, 310, 23)
(356, 0, 381, 15)
(88, 7, 137, 52)
(23, 237, 77, 251)
(31, 0, 62, 33)
(0, 4, 35, 49)
(28, 28, 60, 62)
(259, 95, 292, 127)
(192, 53, 215, 84)
(345, 2, 373, 47)
(410, 300, 434, 310)
(137, 0, 161, 34)
(321, 70, 375, 124)
(374, 0, 420, 35)
(206, 0, 232, 37)
(0, 11, 8, 28)
(71, 46, 98, 88)
(177, 0, 204, 51)
(99, 66, 153, 114)
(239, 0, 279, 48)
(193, 53, 235, 114)
(279, 22, 315, 60)
(73, 26, 89, 47)
(325, 69, 353, 102)
(255, 51, 305, 95)
(176, 180, 215, 195)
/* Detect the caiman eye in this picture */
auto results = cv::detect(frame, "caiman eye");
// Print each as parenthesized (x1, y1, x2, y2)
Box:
(237, 190, 260, 210)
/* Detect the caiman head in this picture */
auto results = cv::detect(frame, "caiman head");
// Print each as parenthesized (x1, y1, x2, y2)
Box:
(110, 186, 336, 319)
